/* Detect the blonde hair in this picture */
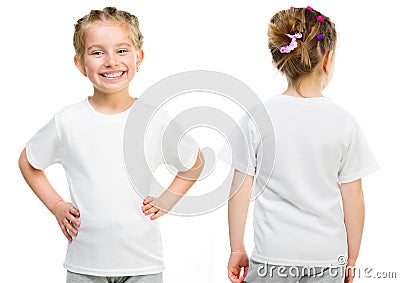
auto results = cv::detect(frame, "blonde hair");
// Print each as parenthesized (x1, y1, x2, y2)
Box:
(73, 7, 144, 63)
(268, 7, 336, 84)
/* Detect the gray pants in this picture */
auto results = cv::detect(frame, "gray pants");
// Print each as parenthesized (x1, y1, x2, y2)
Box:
(66, 271, 163, 283)
(244, 260, 345, 283)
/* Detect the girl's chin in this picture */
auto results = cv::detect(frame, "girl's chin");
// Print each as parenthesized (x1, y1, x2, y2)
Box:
(93, 86, 130, 96)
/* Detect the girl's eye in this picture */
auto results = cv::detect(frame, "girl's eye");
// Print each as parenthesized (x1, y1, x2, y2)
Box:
(91, 51, 103, 56)
(117, 49, 128, 54)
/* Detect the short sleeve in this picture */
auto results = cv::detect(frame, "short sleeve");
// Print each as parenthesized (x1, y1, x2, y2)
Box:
(162, 118, 199, 171)
(338, 122, 379, 183)
(26, 117, 61, 170)
(146, 110, 199, 172)
(221, 114, 261, 176)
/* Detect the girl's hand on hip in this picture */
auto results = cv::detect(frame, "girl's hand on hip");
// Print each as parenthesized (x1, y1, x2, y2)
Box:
(51, 200, 80, 241)
(141, 196, 168, 221)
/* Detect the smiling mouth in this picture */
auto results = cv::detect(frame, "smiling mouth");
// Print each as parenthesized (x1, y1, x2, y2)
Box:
(100, 71, 125, 79)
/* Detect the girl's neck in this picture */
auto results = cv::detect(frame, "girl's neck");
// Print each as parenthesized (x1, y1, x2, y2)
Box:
(284, 76, 324, 98)
(284, 88, 323, 98)
(89, 90, 136, 114)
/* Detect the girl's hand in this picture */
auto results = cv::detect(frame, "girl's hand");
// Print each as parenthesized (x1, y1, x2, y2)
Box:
(51, 201, 80, 241)
(344, 258, 357, 283)
(141, 196, 168, 220)
(228, 250, 249, 283)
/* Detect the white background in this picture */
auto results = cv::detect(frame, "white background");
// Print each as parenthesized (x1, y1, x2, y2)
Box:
(1, 0, 399, 282)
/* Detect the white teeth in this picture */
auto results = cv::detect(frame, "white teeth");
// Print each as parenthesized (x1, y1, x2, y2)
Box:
(103, 72, 123, 78)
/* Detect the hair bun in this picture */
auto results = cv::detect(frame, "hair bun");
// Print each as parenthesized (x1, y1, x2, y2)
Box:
(268, 7, 336, 81)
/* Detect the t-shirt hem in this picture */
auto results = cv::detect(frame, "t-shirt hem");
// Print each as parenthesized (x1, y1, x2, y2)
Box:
(338, 164, 379, 184)
(64, 263, 165, 277)
(232, 160, 256, 176)
(182, 148, 200, 171)
(25, 142, 44, 170)
(251, 254, 345, 268)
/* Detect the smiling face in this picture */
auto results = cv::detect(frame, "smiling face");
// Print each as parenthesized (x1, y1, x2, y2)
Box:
(75, 21, 143, 96)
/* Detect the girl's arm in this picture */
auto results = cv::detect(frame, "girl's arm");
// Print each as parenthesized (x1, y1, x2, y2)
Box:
(141, 150, 204, 220)
(18, 147, 80, 241)
(227, 170, 253, 283)
(340, 178, 365, 282)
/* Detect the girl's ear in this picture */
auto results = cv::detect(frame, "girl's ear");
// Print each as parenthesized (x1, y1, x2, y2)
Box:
(136, 50, 144, 71)
(322, 51, 334, 74)
(74, 56, 87, 77)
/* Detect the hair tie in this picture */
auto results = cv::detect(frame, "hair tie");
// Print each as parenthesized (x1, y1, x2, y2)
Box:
(279, 32, 302, 54)
(316, 14, 325, 40)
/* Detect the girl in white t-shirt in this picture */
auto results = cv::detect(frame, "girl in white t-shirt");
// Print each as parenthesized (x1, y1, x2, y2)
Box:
(19, 7, 201, 283)
(227, 6, 378, 283)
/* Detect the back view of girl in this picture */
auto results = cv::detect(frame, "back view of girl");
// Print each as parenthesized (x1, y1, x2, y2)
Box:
(227, 7, 379, 283)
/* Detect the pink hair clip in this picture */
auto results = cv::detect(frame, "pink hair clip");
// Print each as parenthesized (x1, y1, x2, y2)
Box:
(306, 6, 312, 11)
(316, 34, 323, 41)
(290, 6, 295, 10)
(317, 16, 324, 23)
(279, 32, 302, 54)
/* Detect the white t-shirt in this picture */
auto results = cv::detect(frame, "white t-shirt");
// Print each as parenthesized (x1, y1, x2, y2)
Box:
(233, 94, 379, 267)
(26, 98, 198, 276)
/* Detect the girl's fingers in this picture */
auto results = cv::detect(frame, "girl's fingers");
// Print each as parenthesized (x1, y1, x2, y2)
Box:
(60, 223, 72, 241)
(55, 206, 80, 241)
(143, 196, 154, 205)
(69, 206, 80, 217)
(141, 203, 155, 212)
(144, 206, 158, 215)
(150, 210, 164, 221)
(64, 219, 78, 235)
(228, 270, 241, 283)
(142, 197, 167, 219)
(142, 201, 162, 212)
(228, 267, 246, 283)
(243, 266, 249, 279)
(66, 212, 80, 227)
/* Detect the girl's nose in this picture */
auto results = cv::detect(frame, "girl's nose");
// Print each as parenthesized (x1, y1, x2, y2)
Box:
(104, 53, 119, 67)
